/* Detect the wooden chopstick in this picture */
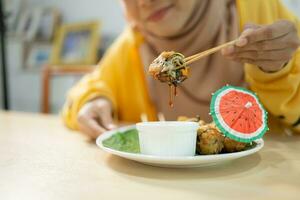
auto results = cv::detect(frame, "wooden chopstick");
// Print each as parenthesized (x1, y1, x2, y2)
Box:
(157, 112, 165, 121)
(140, 113, 148, 122)
(184, 40, 237, 65)
(140, 112, 166, 122)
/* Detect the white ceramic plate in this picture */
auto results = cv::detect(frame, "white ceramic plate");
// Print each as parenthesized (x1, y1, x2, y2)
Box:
(96, 125, 264, 168)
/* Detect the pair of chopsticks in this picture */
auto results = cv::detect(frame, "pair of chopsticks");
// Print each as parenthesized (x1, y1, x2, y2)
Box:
(183, 40, 237, 65)
(140, 113, 165, 122)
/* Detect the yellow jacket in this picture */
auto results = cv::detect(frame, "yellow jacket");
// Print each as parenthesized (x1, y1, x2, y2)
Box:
(62, 0, 300, 131)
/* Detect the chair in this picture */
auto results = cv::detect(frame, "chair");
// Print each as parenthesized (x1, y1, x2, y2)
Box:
(41, 65, 94, 113)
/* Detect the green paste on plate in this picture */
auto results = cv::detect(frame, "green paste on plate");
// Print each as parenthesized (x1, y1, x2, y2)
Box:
(102, 129, 140, 153)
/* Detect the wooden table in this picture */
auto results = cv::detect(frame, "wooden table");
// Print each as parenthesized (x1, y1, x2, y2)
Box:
(0, 111, 300, 200)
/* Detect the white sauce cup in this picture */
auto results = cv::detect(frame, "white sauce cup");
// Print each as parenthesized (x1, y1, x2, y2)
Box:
(136, 121, 199, 157)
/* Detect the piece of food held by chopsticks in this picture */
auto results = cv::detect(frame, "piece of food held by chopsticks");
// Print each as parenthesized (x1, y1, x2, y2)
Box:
(148, 40, 236, 107)
(148, 51, 189, 107)
(148, 51, 189, 86)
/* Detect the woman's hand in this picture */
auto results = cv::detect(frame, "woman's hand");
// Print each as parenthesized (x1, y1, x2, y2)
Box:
(77, 98, 116, 139)
(222, 20, 300, 72)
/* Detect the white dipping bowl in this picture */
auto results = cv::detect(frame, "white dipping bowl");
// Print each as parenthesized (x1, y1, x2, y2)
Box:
(136, 121, 199, 157)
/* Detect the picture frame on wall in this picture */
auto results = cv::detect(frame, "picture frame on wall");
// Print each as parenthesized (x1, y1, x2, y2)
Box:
(16, 7, 43, 41)
(35, 8, 60, 41)
(50, 21, 100, 65)
(4, 0, 24, 33)
(26, 43, 52, 70)
(16, 7, 61, 41)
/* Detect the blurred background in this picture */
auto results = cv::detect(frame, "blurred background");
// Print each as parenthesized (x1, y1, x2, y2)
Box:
(0, 0, 299, 115)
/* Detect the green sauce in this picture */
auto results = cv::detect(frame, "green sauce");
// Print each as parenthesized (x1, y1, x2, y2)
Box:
(102, 129, 140, 153)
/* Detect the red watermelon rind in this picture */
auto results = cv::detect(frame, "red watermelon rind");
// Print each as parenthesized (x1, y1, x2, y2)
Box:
(210, 85, 268, 143)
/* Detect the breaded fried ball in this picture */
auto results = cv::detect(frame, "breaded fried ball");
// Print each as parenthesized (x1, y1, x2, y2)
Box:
(197, 124, 224, 155)
(223, 137, 247, 153)
(198, 120, 206, 126)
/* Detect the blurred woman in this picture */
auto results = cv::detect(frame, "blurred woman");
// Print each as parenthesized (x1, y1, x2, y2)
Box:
(63, 0, 300, 138)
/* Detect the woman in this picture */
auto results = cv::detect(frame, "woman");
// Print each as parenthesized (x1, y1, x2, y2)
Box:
(63, 0, 300, 139)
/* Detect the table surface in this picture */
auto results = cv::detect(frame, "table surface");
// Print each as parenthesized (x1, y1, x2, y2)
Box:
(0, 111, 300, 200)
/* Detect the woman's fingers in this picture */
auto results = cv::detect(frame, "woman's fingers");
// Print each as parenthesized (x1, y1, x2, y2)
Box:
(96, 104, 116, 130)
(242, 20, 292, 45)
(235, 23, 262, 47)
(223, 20, 297, 55)
(222, 24, 260, 55)
(243, 23, 261, 30)
(233, 58, 285, 72)
(78, 115, 107, 139)
(222, 35, 287, 56)
(77, 98, 115, 139)
(229, 47, 293, 71)
(222, 20, 300, 72)
(235, 31, 299, 51)
(234, 48, 294, 61)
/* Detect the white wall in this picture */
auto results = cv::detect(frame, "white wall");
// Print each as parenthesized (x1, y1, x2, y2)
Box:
(7, 39, 40, 112)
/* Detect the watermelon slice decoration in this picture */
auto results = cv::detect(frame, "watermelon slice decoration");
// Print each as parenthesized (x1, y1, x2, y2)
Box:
(210, 85, 268, 143)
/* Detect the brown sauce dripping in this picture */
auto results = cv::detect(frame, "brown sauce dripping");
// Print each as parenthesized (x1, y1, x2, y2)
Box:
(168, 85, 178, 108)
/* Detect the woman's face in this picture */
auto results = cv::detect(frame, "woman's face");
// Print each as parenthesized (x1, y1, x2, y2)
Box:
(121, 0, 197, 37)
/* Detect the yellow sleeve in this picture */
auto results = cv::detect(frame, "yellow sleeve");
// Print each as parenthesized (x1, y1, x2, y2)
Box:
(244, 0, 300, 131)
(61, 40, 120, 130)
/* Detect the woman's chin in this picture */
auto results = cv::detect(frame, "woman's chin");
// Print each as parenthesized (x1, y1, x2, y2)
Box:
(146, 24, 182, 37)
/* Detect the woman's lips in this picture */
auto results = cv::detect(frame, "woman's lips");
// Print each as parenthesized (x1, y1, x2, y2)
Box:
(147, 5, 174, 22)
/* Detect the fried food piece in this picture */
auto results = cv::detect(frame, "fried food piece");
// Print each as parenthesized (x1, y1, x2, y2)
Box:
(197, 123, 224, 155)
(177, 115, 201, 122)
(198, 120, 206, 126)
(177, 116, 189, 121)
(149, 51, 189, 86)
(223, 137, 247, 153)
(149, 51, 189, 107)
(177, 116, 247, 154)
